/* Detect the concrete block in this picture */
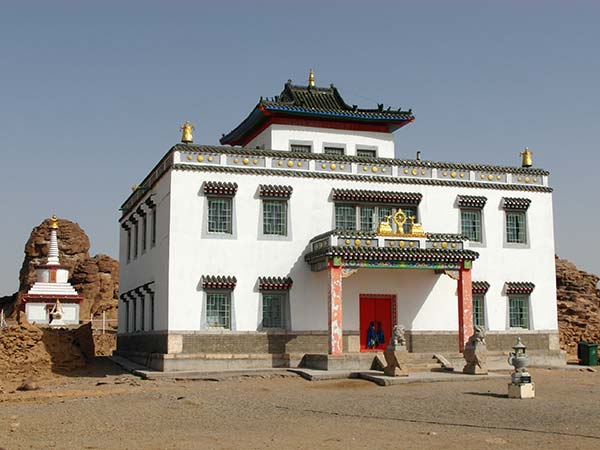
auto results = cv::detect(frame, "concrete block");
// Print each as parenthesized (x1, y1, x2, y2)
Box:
(508, 383, 535, 399)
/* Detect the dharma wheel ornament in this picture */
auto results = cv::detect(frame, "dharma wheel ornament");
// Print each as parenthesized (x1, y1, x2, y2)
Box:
(180, 121, 195, 144)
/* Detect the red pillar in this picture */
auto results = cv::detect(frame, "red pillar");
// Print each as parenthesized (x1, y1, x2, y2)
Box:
(457, 261, 473, 353)
(328, 257, 343, 356)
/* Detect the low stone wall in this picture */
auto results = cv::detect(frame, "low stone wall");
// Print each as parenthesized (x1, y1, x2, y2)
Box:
(117, 330, 558, 357)
(407, 330, 559, 353)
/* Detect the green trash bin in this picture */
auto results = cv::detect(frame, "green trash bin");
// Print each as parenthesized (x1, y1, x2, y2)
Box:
(578, 342, 598, 366)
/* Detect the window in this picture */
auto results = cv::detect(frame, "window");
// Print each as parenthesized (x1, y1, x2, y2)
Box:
(461, 209, 482, 243)
(126, 229, 131, 263)
(509, 296, 529, 328)
(290, 144, 311, 153)
(125, 299, 130, 332)
(133, 222, 138, 259)
(206, 292, 231, 329)
(142, 215, 147, 253)
(208, 198, 232, 233)
(335, 204, 356, 229)
(323, 146, 344, 156)
(472, 295, 485, 327)
(336, 204, 417, 232)
(263, 200, 287, 235)
(357, 149, 377, 158)
(262, 293, 285, 328)
(506, 211, 527, 244)
(150, 207, 157, 247)
(149, 292, 155, 331)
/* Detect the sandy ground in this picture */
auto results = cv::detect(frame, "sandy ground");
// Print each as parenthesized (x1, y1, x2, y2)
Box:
(1, 359, 599, 450)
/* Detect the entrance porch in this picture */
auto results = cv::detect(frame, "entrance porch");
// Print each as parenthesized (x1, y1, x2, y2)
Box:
(304, 230, 479, 363)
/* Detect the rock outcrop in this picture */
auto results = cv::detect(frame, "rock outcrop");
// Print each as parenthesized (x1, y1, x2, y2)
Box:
(556, 257, 600, 354)
(6, 217, 118, 324)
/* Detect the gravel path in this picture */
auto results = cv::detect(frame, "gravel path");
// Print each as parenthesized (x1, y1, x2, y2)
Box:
(1, 361, 599, 450)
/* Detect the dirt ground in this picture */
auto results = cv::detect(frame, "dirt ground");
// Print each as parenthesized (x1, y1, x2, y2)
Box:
(1, 359, 599, 450)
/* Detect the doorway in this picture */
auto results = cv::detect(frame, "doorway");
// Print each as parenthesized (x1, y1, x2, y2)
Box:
(359, 295, 395, 351)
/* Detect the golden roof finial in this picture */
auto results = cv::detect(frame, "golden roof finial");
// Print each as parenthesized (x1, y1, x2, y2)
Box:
(50, 215, 59, 230)
(521, 146, 533, 168)
(308, 68, 315, 88)
(180, 120, 195, 144)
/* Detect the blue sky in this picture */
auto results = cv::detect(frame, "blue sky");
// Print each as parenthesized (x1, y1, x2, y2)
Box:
(1, 0, 599, 295)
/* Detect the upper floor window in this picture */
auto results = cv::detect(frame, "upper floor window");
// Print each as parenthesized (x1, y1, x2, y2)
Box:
(208, 198, 232, 234)
(133, 221, 139, 259)
(335, 204, 356, 229)
(263, 200, 287, 236)
(204, 182, 238, 235)
(506, 211, 527, 244)
(357, 148, 377, 158)
(461, 210, 482, 243)
(336, 204, 416, 233)
(126, 228, 132, 263)
(323, 146, 344, 156)
(290, 144, 311, 153)
(142, 214, 148, 253)
(502, 197, 531, 245)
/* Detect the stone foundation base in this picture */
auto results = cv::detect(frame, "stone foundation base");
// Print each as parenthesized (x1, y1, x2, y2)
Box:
(508, 383, 535, 399)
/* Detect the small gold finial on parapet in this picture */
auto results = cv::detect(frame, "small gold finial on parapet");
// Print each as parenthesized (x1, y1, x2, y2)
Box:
(308, 68, 315, 88)
(50, 215, 59, 230)
(180, 120, 195, 144)
(521, 147, 532, 168)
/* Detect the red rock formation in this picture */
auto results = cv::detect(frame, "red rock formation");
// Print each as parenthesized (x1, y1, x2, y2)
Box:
(556, 257, 600, 354)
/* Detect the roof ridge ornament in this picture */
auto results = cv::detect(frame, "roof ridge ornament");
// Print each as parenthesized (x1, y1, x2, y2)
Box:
(308, 68, 315, 88)
(521, 147, 533, 168)
(180, 120, 195, 144)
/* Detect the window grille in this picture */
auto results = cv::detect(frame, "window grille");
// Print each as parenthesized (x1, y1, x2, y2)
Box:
(206, 292, 231, 329)
(126, 229, 131, 263)
(262, 293, 284, 328)
(149, 292, 155, 331)
(133, 222, 138, 259)
(335, 204, 356, 229)
(323, 146, 344, 156)
(472, 295, 485, 327)
(140, 295, 145, 331)
(509, 296, 529, 328)
(208, 198, 232, 233)
(357, 149, 377, 158)
(506, 211, 527, 244)
(263, 200, 287, 235)
(290, 144, 311, 153)
(461, 209, 482, 243)
(360, 206, 375, 231)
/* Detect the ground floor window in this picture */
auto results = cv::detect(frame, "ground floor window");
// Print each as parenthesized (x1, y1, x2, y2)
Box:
(206, 292, 231, 329)
(149, 292, 155, 331)
(472, 295, 485, 327)
(509, 296, 529, 328)
(262, 293, 286, 328)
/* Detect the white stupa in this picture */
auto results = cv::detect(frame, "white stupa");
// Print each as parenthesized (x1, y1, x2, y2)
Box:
(22, 216, 82, 326)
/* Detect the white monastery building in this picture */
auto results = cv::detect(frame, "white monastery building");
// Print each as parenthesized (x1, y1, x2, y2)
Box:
(23, 216, 82, 326)
(117, 71, 561, 371)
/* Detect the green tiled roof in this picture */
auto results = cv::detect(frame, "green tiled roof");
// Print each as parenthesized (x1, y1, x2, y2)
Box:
(505, 281, 535, 294)
(332, 188, 422, 205)
(202, 275, 237, 289)
(258, 277, 293, 290)
(502, 197, 532, 210)
(259, 184, 293, 198)
(305, 246, 479, 265)
(472, 281, 490, 294)
(457, 195, 487, 209)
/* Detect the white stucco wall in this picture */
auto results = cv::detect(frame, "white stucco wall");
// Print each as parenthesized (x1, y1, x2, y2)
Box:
(163, 165, 556, 334)
(118, 172, 172, 333)
(247, 124, 395, 158)
(25, 303, 79, 326)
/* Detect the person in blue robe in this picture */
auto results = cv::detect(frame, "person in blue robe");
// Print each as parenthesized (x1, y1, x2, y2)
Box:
(366, 321, 376, 348)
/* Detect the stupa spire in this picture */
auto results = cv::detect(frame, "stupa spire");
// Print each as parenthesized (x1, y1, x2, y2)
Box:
(47, 215, 60, 265)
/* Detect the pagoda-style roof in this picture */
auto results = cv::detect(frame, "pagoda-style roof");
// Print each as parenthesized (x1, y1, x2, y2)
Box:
(220, 80, 414, 146)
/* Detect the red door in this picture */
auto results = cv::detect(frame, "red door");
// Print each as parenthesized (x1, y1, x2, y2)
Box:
(360, 296, 393, 351)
